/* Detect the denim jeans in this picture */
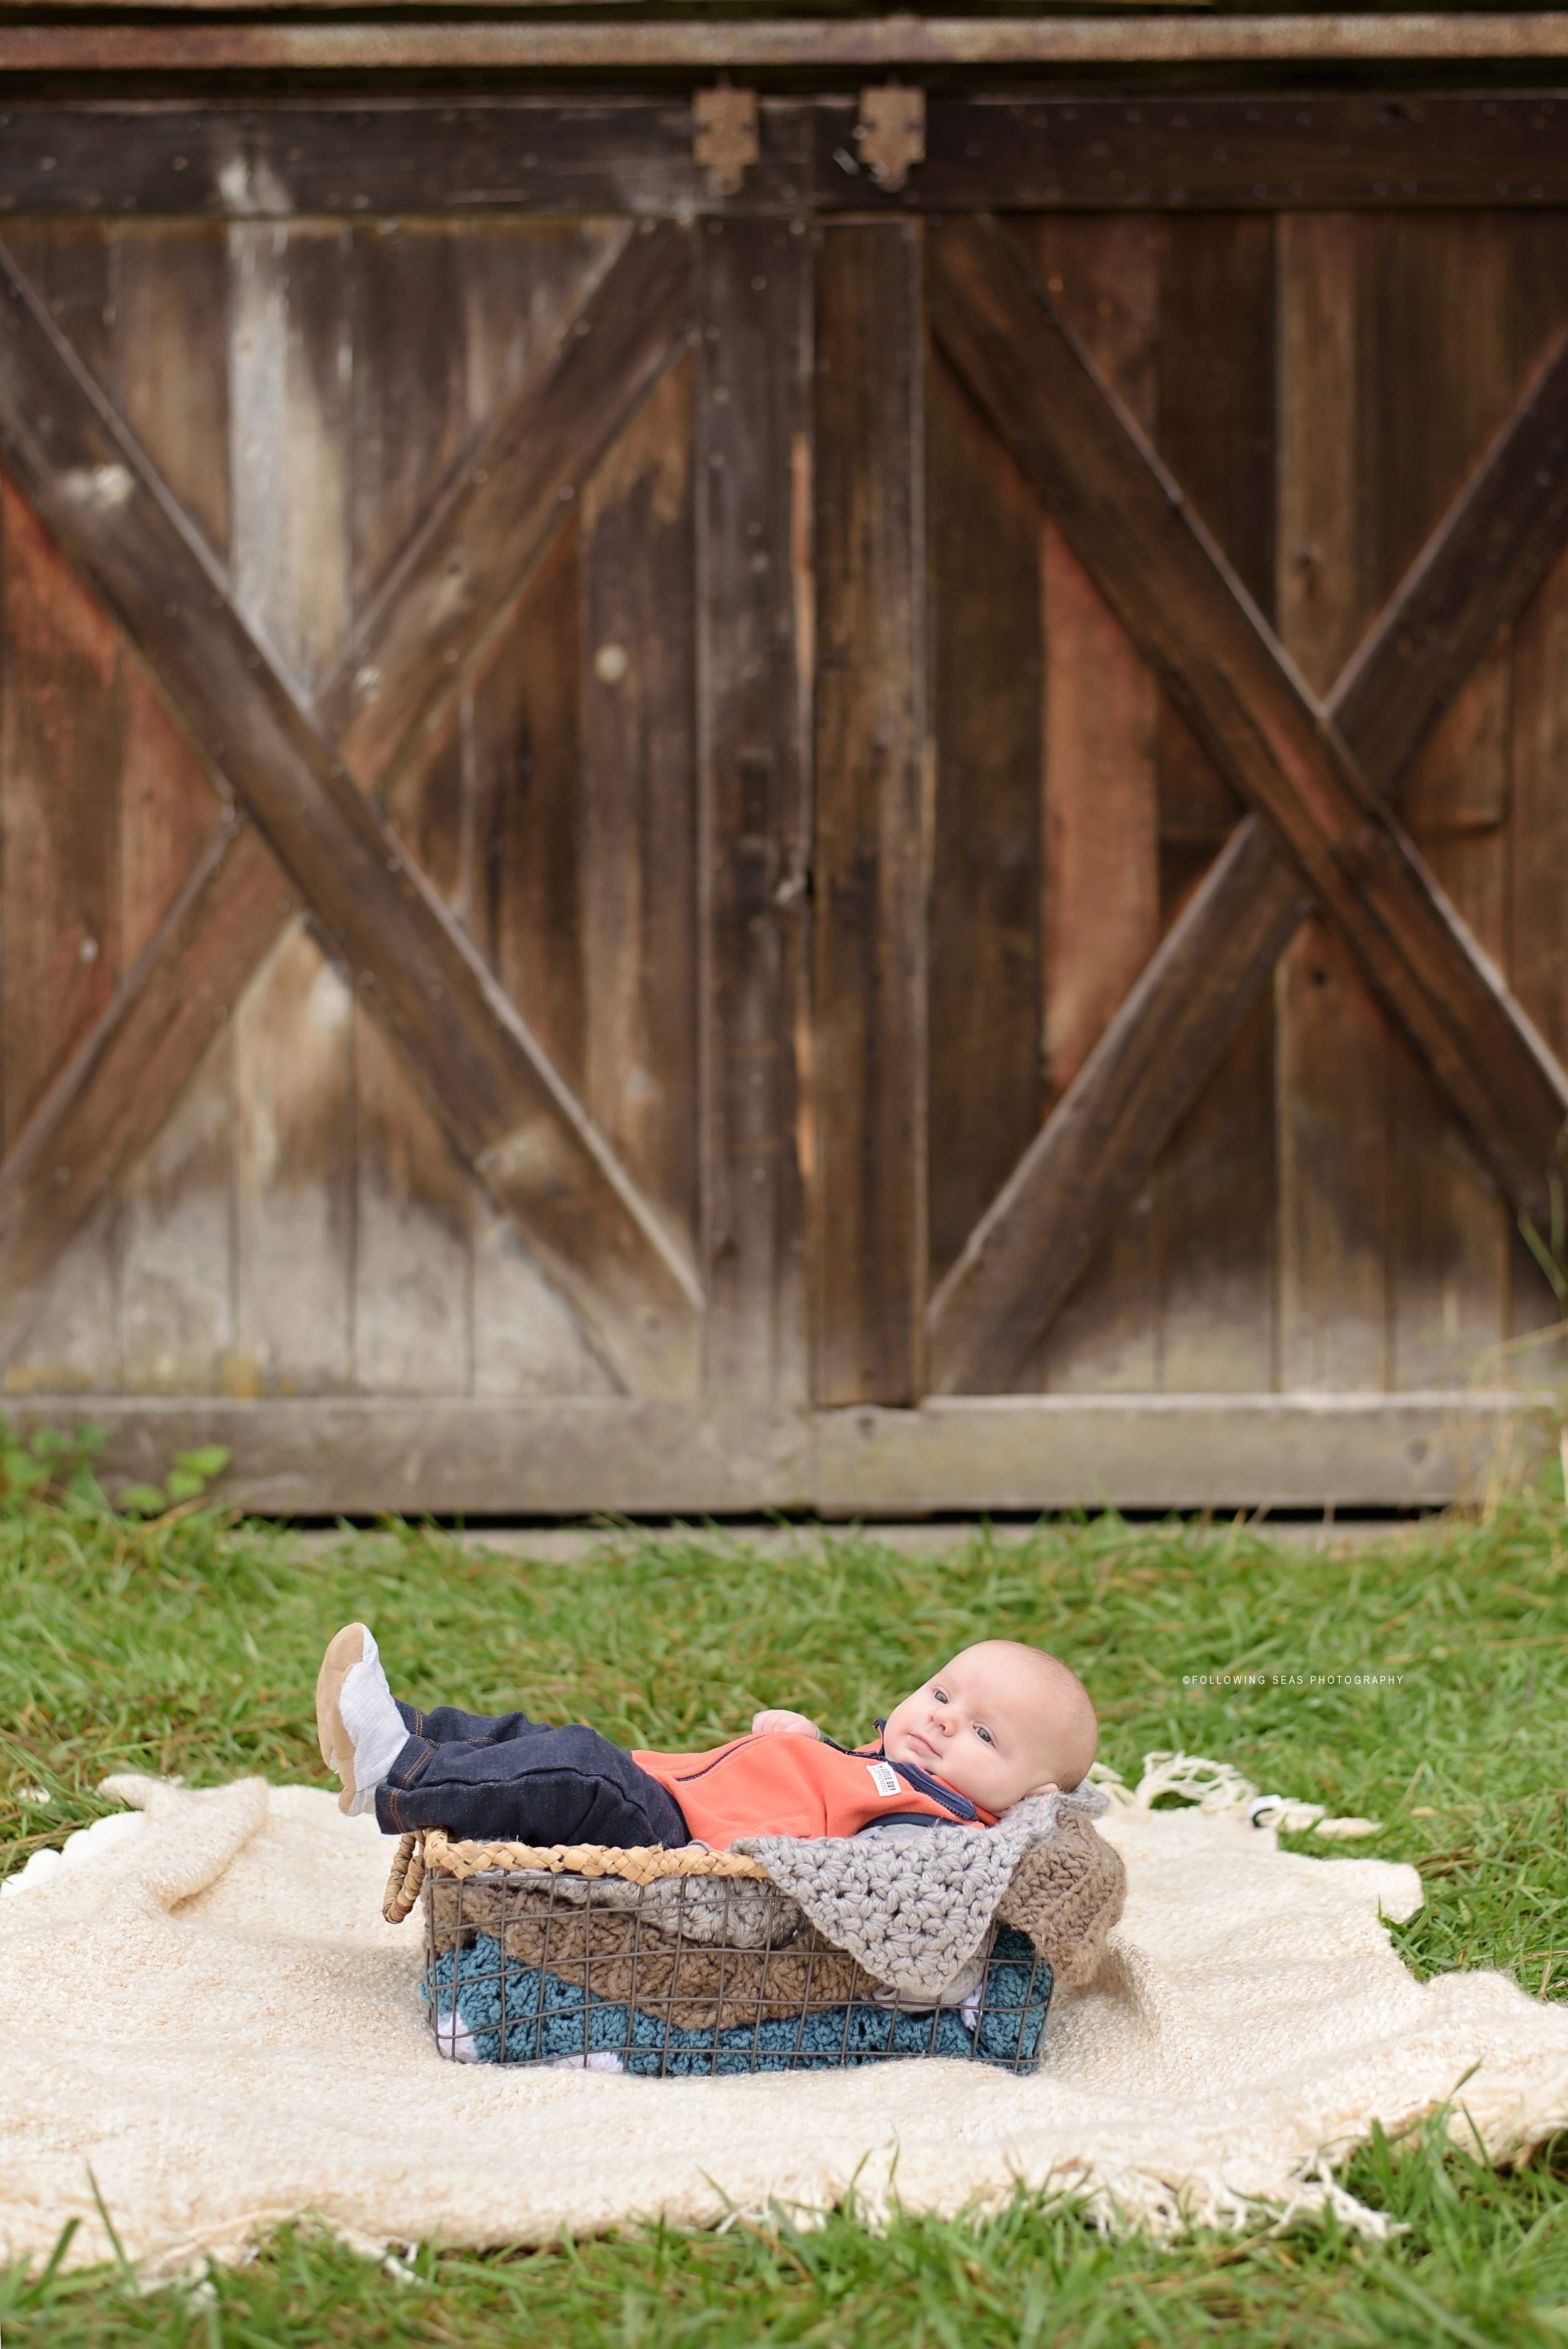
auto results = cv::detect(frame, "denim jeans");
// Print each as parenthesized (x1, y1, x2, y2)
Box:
(374, 1702, 690, 1847)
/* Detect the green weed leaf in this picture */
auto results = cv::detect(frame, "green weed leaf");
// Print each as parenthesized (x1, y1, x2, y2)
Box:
(175, 1446, 231, 1481)
(117, 1483, 168, 1519)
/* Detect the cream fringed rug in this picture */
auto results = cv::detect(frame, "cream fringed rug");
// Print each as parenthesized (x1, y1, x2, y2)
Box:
(3, 1761, 1568, 2278)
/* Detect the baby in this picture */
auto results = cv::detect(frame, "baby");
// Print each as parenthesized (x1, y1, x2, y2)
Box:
(315, 1627, 1099, 1850)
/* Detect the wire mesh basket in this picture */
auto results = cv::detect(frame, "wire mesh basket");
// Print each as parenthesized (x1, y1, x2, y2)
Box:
(384, 1830, 1053, 2076)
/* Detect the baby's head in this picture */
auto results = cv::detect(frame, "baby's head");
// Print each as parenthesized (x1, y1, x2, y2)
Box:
(881, 1641, 1097, 1815)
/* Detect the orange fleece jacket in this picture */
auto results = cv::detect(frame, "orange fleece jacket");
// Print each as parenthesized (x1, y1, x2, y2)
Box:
(631, 1732, 1000, 1848)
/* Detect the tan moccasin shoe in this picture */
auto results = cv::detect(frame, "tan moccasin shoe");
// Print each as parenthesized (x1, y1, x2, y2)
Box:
(316, 1622, 368, 1815)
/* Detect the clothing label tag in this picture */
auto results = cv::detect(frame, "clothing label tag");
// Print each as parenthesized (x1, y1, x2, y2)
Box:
(866, 1761, 901, 1797)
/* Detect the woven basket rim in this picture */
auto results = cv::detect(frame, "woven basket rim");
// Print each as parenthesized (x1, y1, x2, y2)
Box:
(383, 1826, 769, 1922)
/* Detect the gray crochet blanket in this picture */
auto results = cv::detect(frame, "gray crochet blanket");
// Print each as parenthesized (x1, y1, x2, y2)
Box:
(736, 1782, 1113, 2003)
(445, 1783, 1122, 2008)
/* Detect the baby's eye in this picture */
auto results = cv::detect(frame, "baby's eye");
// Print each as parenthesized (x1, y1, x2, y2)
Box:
(932, 1686, 949, 1704)
(973, 1724, 994, 1746)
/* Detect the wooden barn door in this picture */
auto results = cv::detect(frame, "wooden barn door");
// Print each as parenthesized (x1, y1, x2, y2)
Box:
(0, 208, 803, 1509)
(0, 94, 1565, 1513)
(873, 202, 1568, 1512)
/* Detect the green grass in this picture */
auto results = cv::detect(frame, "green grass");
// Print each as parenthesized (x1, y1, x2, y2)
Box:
(2, 1492, 1567, 2344)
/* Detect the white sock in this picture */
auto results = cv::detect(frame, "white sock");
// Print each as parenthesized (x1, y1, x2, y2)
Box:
(433, 2008, 479, 2064)
(337, 1627, 409, 1818)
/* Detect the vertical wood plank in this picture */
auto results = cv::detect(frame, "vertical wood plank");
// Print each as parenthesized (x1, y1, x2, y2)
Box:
(1276, 213, 1389, 1392)
(1147, 213, 1279, 1394)
(3, 1198, 121, 1395)
(926, 351, 1041, 1289)
(469, 522, 586, 1088)
(229, 224, 353, 697)
(1391, 635, 1512, 1383)
(464, 520, 619, 1396)
(1511, 529, 1568, 1339)
(117, 657, 224, 970)
(0, 215, 120, 1382)
(1158, 996, 1276, 1389)
(349, 221, 467, 610)
(1156, 214, 1277, 616)
(702, 216, 813, 1403)
(117, 223, 231, 559)
(1029, 216, 1160, 1394)
(114, 221, 236, 1398)
(115, 223, 232, 944)
(383, 631, 605, 1401)
(1512, 541, 1568, 1071)
(1384, 216, 1516, 1389)
(120, 1037, 234, 1394)
(116, 666, 235, 1395)
(228, 230, 356, 1392)
(812, 221, 922, 1405)
(1, 479, 121, 1147)
(373, 708, 475, 1392)
(232, 923, 355, 1395)
(457, 240, 625, 1406)
(353, 1007, 471, 1394)
(1039, 526, 1159, 1112)
(581, 356, 699, 1252)
(1157, 700, 1246, 933)
(347, 220, 477, 1397)
(1276, 925, 1388, 1391)
(455, 216, 636, 1423)
(1382, 214, 1518, 593)
(0, 225, 115, 1392)
(1496, 211, 1568, 1349)
(1276, 217, 1378, 683)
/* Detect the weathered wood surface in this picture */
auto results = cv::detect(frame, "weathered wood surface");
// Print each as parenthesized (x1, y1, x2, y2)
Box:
(926, 213, 1568, 1392)
(814, 1391, 1540, 1514)
(320, 220, 688, 788)
(1032, 215, 1161, 1395)
(1145, 215, 1276, 1394)
(813, 223, 927, 1405)
(583, 356, 700, 1256)
(0, 91, 1565, 213)
(0, 98, 818, 220)
(1274, 214, 1394, 1394)
(3, 1391, 1532, 1516)
(926, 350, 1040, 1290)
(0, 222, 699, 1394)
(0, 821, 285, 1371)
(0, 473, 121, 1149)
(1, 186, 1565, 1502)
(0, 234, 703, 1396)
(697, 218, 812, 1404)
(1364, 217, 1519, 1391)
(465, 528, 586, 1079)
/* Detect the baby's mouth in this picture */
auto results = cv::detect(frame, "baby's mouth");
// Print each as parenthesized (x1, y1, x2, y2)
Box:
(904, 1731, 940, 1764)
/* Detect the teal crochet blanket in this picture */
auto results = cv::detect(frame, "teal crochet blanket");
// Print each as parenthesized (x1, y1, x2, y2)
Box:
(425, 1927, 1052, 2075)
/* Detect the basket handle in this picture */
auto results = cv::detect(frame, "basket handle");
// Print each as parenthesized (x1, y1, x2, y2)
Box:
(383, 1831, 426, 1924)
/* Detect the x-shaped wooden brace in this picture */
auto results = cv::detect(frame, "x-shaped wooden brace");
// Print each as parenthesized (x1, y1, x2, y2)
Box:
(0, 221, 704, 1394)
(928, 213, 1568, 1394)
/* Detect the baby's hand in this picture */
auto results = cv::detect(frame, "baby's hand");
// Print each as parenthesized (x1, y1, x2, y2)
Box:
(751, 1709, 820, 1738)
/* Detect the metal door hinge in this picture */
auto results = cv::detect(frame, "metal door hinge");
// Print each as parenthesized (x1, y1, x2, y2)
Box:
(856, 86, 926, 193)
(694, 85, 760, 199)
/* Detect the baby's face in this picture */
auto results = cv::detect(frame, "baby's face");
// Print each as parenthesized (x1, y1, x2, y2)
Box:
(881, 1646, 1062, 1815)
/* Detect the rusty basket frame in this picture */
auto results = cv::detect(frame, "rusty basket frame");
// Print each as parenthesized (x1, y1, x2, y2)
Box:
(384, 1830, 1052, 2076)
